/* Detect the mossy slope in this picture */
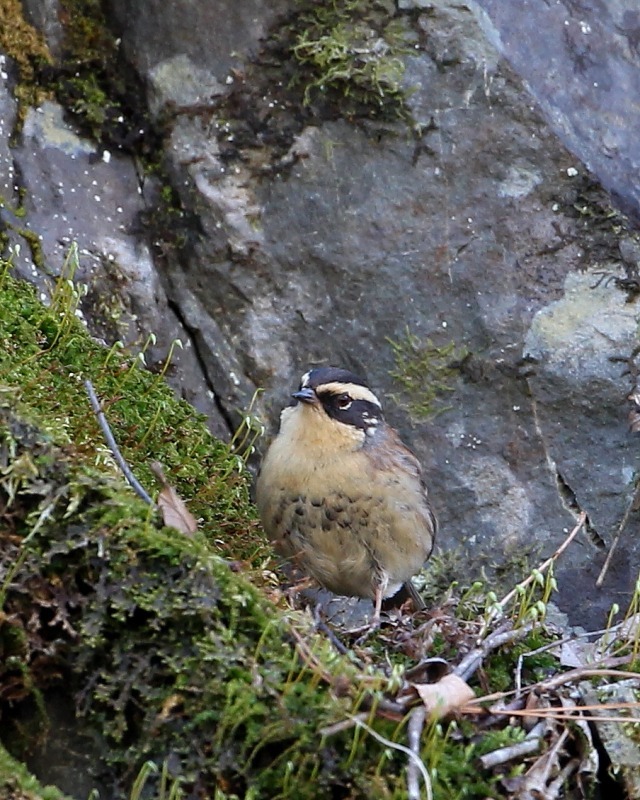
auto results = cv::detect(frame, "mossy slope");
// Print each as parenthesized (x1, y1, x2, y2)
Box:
(0, 263, 406, 798)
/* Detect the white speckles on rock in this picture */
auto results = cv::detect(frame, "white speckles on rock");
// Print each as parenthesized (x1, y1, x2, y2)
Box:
(0, 87, 233, 437)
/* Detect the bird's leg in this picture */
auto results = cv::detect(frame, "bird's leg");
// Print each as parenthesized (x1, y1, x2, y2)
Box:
(373, 582, 384, 624)
(349, 577, 387, 644)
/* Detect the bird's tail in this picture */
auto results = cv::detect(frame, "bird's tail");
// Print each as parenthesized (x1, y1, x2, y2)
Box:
(381, 580, 426, 612)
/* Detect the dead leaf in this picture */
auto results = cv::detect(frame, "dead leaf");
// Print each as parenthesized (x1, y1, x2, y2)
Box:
(412, 673, 475, 719)
(561, 614, 640, 668)
(615, 612, 640, 642)
(405, 657, 450, 684)
(151, 461, 198, 536)
(559, 638, 600, 668)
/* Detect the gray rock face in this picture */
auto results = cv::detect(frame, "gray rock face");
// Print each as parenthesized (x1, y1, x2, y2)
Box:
(107, 0, 290, 80)
(473, 0, 640, 221)
(3, 0, 640, 626)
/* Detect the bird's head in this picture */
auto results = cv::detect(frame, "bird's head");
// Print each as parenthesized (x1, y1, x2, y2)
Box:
(285, 367, 384, 447)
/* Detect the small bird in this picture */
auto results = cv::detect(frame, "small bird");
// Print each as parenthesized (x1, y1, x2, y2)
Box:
(256, 366, 436, 621)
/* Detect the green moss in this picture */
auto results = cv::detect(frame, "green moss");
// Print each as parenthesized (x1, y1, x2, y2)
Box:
(388, 328, 467, 419)
(1, 258, 612, 800)
(46, 0, 127, 144)
(0, 271, 259, 554)
(0, 742, 71, 800)
(212, 0, 417, 173)
(0, 0, 52, 127)
(291, 0, 408, 114)
(481, 630, 558, 693)
(426, 720, 525, 799)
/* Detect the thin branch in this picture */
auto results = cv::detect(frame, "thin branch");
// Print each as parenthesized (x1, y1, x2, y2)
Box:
(351, 717, 432, 800)
(289, 626, 336, 686)
(84, 379, 154, 506)
(319, 712, 369, 737)
(454, 623, 534, 682)
(534, 727, 569, 787)
(515, 622, 631, 694)
(479, 513, 586, 638)
(313, 605, 353, 658)
(546, 757, 580, 800)
(516, 701, 640, 714)
(477, 707, 640, 724)
(538, 666, 640, 692)
(464, 661, 639, 712)
(406, 707, 427, 800)
(478, 720, 546, 770)
(596, 479, 640, 586)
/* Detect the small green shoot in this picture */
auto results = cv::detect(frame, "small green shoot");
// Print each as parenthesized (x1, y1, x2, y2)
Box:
(127, 760, 183, 800)
(222, 389, 266, 478)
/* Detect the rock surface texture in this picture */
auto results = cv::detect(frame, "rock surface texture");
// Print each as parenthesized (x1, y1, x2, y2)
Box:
(2, 0, 640, 626)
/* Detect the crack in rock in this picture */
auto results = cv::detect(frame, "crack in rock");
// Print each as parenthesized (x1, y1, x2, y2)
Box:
(555, 469, 605, 550)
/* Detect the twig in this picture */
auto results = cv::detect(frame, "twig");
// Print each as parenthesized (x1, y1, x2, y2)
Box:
(84, 379, 154, 506)
(319, 712, 369, 737)
(596, 480, 640, 586)
(478, 720, 546, 770)
(515, 622, 632, 694)
(479, 513, 586, 639)
(478, 706, 640, 725)
(473, 695, 527, 729)
(454, 623, 534, 682)
(351, 717, 432, 800)
(406, 707, 426, 800)
(515, 635, 570, 696)
(534, 727, 569, 787)
(289, 625, 337, 686)
(537, 665, 639, 693)
(546, 757, 580, 800)
(312, 605, 354, 659)
(466, 663, 639, 712)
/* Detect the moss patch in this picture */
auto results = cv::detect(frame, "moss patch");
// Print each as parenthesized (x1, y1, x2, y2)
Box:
(290, 0, 408, 113)
(213, 0, 416, 173)
(388, 328, 467, 419)
(0, 0, 52, 126)
(46, 0, 144, 148)
(0, 743, 71, 800)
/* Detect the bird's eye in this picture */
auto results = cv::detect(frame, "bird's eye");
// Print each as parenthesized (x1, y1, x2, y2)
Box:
(336, 393, 352, 409)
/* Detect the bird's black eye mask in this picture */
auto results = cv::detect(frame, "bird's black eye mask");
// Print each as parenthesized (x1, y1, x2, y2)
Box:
(318, 392, 382, 431)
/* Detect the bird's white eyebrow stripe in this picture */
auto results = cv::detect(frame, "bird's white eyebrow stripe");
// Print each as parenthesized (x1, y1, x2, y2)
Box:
(315, 381, 382, 408)
(300, 371, 312, 388)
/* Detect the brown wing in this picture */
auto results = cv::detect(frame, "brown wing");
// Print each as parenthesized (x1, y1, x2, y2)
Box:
(365, 423, 437, 554)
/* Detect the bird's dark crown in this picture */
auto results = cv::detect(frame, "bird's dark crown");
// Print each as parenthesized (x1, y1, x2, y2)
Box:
(300, 367, 368, 392)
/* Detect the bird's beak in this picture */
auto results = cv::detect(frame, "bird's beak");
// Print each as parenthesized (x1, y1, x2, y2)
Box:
(292, 387, 317, 404)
